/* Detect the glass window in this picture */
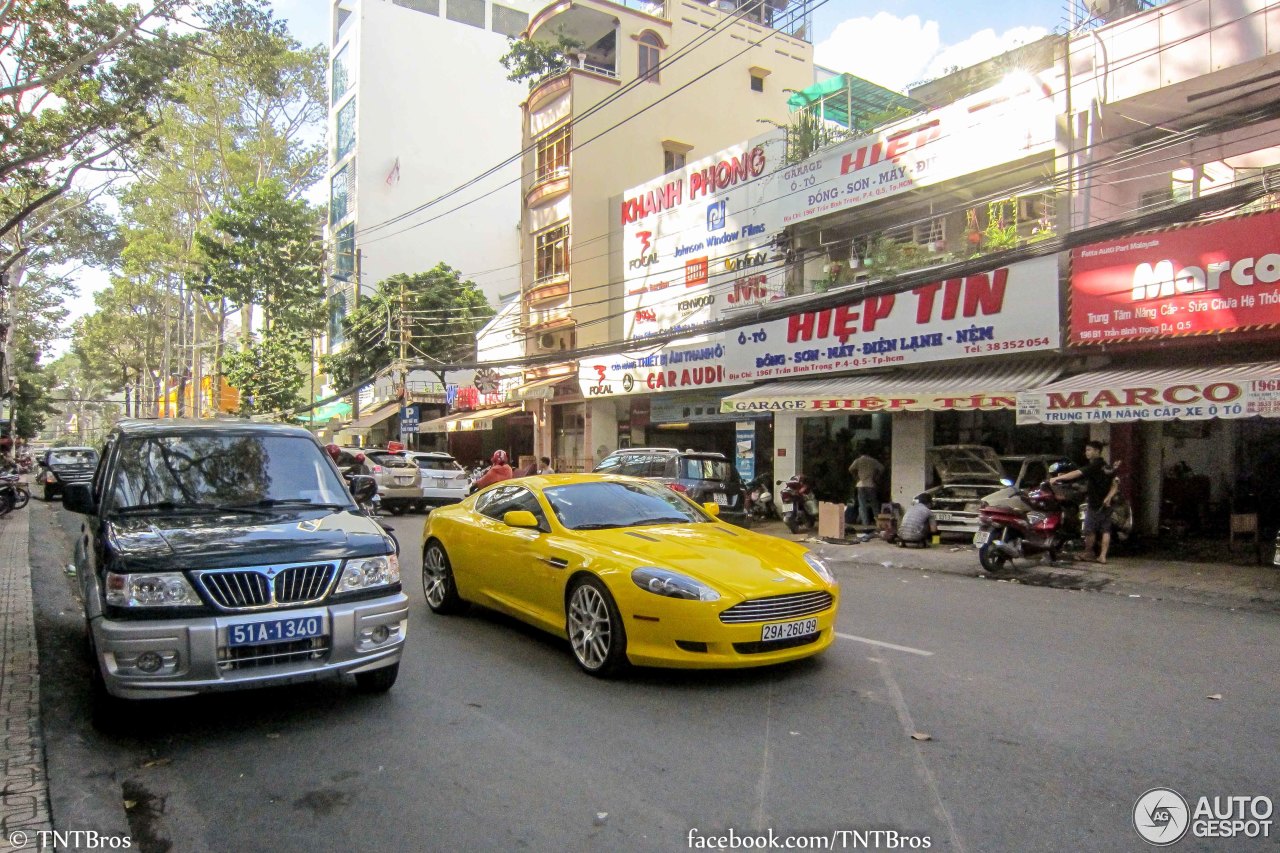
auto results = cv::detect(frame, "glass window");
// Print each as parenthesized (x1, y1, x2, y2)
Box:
(476, 485, 548, 528)
(107, 434, 351, 512)
(335, 223, 355, 279)
(394, 0, 439, 13)
(663, 148, 686, 174)
(594, 454, 624, 474)
(492, 4, 527, 36)
(331, 44, 351, 105)
(750, 73, 764, 92)
(535, 125, 570, 184)
(335, 98, 356, 160)
(48, 449, 99, 466)
(328, 290, 347, 344)
(680, 457, 733, 481)
(330, 164, 352, 224)
(447, 0, 485, 28)
(414, 456, 463, 472)
(638, 32, 661, 83)
(543, 481, 710, 530)
(534, 222, 569, 281)
(615, 454, 648, 476)
(644, 457, 669, 477)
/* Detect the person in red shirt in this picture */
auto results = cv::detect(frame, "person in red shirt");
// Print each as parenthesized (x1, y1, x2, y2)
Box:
(472, 449, 514, 491)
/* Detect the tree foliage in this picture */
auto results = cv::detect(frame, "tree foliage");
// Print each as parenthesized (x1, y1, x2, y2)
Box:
(322, 264, 495, 390)
(499, 33, 584, 86)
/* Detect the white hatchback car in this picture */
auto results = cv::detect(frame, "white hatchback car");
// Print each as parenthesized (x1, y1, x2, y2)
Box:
(404, 452, 470, 510)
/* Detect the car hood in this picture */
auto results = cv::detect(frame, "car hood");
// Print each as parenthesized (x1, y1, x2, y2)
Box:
(105, 509, 392, 572)
(927, 445, 1004, 485)
(575, 523, 827, 598)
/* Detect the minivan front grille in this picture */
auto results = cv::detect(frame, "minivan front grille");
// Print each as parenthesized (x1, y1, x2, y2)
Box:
(719, 591, 834, 624)
(195, 563, 337, 611)
(217, 637, 330, 671)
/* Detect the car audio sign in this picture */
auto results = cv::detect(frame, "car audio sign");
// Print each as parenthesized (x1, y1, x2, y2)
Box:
(1070, 208, 1280, 345)
(582, 256, 1060, 397)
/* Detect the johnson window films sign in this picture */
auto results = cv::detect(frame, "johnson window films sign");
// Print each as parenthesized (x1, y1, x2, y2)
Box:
(582, 256, 1060, 398)
(777, 75, 1055, 226)
(1070, 208, 1280, 345)
(622, 134, 788, 341)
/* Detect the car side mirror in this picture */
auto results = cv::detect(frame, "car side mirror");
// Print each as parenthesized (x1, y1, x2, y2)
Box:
(702, 502, 721, 517)
(63, 483, 96, 515)
(348, 474, 377, 505)
(503, 510, 541, 529)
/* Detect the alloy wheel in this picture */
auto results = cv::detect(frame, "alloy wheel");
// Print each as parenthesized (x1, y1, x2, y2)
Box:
(422, 544, 448, 608)
(567, 583, 612, 671)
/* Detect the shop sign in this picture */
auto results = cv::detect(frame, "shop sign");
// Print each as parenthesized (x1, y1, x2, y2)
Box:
(735, 423, 755, 481)
(1070, 208, 1280, 345)
(582, 256, 1060, 397)
(722, 393, 1017, 414)
(1016, 375, 1280, 424)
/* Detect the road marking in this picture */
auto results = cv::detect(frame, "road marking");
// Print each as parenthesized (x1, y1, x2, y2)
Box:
(836, 632, 934, 657)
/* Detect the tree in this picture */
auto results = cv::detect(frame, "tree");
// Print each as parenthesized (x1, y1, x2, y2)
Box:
(196, 179, 326, 416)
(322, 264, 495, 391)
(72, 276, 174, 417)
(499, 33, 584, 86)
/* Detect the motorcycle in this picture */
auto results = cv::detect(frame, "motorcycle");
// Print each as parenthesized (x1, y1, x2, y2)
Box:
(974, 480, 1068, 572)
(778, 474, 818, 534)
(744, 472, 777, 522)
(0, 473, 29, 516)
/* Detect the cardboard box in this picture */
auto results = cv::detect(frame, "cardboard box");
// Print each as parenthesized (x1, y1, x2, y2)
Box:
(818, 501, 846, 540)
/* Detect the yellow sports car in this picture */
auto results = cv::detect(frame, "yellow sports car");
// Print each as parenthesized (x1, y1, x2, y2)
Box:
(420, 474, 840, 676)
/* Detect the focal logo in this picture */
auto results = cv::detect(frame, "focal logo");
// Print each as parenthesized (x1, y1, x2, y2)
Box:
(1134, 788, 1190, 846)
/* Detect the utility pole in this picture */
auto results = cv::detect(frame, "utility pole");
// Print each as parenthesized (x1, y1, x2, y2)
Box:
(351, 250, 362, 424)
(192, 297, 202, 419)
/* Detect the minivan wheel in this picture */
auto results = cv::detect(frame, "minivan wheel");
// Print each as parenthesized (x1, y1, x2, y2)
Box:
(422, 541, 467, 614)
(354, 662, 399, 693)
(566, 577, 628, 677)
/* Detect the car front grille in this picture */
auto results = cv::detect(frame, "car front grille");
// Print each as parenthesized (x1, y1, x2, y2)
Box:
(718, 591, 834, 624)
(217, 637, 330, 671)
(194, 563, 337, 610)
(733, 634, 821, 655)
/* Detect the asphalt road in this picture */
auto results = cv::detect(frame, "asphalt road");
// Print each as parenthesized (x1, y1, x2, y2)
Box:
(29, 499, 1280, 853)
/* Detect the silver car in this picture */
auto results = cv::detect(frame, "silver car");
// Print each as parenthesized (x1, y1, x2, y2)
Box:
(403, 451, 470, 509)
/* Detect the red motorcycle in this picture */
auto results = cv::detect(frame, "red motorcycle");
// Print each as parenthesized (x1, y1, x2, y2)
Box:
(778, 474, 818, 534)
(974, 480, 1067, 572)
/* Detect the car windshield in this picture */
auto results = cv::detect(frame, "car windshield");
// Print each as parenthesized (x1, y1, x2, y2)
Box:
(107, 433, 351, 512)
(415, 456, 462, 472)
(49, 449, 97, 465)
(679, 457, 734, 482)
(542, 481, 711, 530)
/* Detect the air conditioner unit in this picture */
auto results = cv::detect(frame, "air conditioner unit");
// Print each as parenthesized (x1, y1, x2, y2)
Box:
(536, 331, 572, 351)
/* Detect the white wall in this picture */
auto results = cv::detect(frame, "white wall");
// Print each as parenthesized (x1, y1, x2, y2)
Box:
(891, 412, 933, 507)
(338, 0, 531, 305)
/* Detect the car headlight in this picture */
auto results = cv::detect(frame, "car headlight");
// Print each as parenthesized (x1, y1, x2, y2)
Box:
(335, 554, 400, 593)
(631, 567, 720, 601)
(105, 572, 201, 607)
(804, 552, 837, 585)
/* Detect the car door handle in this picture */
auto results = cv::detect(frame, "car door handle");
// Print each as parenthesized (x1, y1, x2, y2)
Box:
(541, 556, 569, 569)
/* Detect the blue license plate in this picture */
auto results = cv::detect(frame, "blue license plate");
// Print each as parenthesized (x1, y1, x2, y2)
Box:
(228, 616, 324, 647)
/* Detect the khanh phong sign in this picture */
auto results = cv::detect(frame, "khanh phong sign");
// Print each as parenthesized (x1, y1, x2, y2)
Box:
(1070, 208, 1280, 345)
(580, 256, 1061, 398)
(1016, 363, 1280, 424)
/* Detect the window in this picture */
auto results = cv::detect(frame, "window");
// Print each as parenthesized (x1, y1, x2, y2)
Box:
(393, 0, 439, 13)
(750, 74, 764, 92)
(330, 163, 354, 224)
(492, 4, 527, 36)
(638, 31, 661, 82)
(328, 290, 347, 344)
(335, 98, 356, 161)
(447, 0, 484, 28)
(664, 148, 686, 174)
(331, 44, 351, 105)
(535, 124, 570, 184)
(334, 223, 355, 279)
(535, 222, 569, 281)
(476, 485, 549, 529)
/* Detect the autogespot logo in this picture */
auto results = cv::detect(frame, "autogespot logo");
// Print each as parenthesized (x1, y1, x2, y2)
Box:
(1134, 788, 1191, 845)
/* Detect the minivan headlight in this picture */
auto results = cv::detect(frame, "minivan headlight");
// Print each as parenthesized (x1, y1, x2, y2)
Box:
(336, 554, 400, 593)
(631, 567, 719, 601)
(804, 552, 836, 585)
(105, 572, 201, 607)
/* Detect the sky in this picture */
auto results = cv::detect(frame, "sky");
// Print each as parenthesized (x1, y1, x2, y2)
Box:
(57, 0, 1076, 350)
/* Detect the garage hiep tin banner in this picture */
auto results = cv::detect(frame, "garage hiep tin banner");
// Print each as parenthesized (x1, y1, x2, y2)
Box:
(581, 256, 1060, 398)
(1069, 208, 1280, 345)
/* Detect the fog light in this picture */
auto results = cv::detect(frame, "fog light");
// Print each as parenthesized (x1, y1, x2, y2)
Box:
(136, 651, 163, 673)
(371, 625, 390, 644)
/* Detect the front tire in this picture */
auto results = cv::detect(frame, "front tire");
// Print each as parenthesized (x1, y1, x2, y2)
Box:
(12, 486, 29, 510)
(566, 577, 628, 677)
(42, 484, 53, 502)
(354, 662, 399, 693)
(422, 541, 467, 614)
(978, 529, 1014, 573)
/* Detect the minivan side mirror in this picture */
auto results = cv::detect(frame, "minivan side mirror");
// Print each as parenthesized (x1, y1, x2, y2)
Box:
(348, 474, 377, 505)
(63, 483, 96, 515)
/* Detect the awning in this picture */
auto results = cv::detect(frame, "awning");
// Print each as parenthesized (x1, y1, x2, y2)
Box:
(422, 406, 524, 434)
(509, 375, 572, 402)
(1017, 361, 1280, 425)
(346, 402, 400, 433)
(720, 361, 1061, 414)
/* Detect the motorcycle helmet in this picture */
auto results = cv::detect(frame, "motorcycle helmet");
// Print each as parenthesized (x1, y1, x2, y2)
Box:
(1047, 461, 1074, 476)
(324, 443, 341, 462)
(491, 449, 509, 466)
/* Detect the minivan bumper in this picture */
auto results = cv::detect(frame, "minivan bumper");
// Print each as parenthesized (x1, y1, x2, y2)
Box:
(90, 593, 409, 700)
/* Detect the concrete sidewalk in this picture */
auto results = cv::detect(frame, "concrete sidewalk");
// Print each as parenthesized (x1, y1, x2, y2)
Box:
(0, 508, 52, 851)
(753, 518, 1280, 611)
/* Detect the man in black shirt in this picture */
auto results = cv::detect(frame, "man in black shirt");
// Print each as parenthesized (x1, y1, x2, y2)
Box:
(1050, 440, 1119, 563)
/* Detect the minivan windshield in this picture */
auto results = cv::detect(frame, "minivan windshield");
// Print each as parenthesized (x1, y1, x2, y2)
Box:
(49, 449, 98, 466)
(108, 434, 351, 512)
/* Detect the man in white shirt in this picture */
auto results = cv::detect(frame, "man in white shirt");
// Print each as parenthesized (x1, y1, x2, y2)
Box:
(848, 448, 884, 527)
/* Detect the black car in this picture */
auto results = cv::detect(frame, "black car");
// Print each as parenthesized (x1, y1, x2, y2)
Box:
(593, 448, 748, 525)
(63, 419, 407, 711)
(38, 446, 99, 501)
